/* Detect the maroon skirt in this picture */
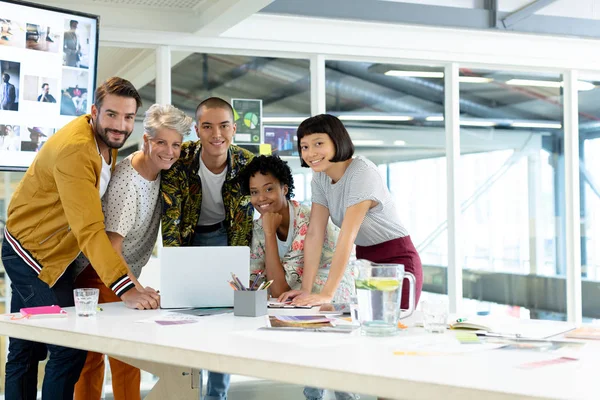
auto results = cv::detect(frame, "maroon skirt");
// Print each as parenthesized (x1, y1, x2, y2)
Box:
(356, 236, 423, 310)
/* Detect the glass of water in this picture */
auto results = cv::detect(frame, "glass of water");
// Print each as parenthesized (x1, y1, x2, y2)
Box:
(421, 299, 449, 333)
(354, 261, 416, 336)
(73, 288, 99, 317)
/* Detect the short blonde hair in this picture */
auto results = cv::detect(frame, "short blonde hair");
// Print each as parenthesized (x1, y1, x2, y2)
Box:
(143, 104, 193, 138)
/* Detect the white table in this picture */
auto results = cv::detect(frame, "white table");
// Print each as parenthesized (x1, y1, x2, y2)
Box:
(0, 303, 596, 400)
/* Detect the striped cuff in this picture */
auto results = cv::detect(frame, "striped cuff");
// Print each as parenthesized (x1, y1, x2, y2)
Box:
(111, 275, 135, 297)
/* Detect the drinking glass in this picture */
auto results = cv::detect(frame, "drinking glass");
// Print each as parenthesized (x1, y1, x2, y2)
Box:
(73, 288, 99, 317)
(421, 299, 449, 333)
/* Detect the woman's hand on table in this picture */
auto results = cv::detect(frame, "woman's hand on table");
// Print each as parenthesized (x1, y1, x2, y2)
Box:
(291, 293, 333, 307)
(277, 289, 308, 303)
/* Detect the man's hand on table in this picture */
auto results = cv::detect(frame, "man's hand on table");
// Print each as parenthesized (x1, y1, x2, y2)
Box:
(121, 287, 161, 310)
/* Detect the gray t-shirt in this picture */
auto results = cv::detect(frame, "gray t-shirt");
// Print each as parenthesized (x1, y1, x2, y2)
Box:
(102, 153, 161, 278)
(311, 156, 408, 246)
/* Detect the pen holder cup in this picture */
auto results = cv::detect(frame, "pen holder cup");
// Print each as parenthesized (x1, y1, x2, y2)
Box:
(234, 290, 268, 317)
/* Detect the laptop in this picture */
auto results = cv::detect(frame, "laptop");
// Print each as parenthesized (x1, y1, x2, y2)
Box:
(160, 246, 250, 309)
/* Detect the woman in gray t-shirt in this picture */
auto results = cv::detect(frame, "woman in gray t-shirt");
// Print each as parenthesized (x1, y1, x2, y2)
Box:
(278, 114, 423, 309)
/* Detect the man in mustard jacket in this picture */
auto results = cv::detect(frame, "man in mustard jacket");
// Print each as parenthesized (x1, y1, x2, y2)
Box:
(1, 77, 159, 400)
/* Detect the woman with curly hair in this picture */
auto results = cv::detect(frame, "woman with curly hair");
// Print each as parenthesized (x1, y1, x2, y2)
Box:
(240, 155, 355, 303)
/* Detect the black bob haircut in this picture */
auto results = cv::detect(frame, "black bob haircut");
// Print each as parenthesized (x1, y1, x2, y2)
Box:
(296, 114, 355, 168)
(239, 155, 295, 199)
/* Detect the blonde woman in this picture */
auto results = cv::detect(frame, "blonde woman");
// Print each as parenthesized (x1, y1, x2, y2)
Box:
(74, 104, 193, 400)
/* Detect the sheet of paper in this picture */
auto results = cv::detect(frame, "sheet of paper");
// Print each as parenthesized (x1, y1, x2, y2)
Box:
(517, 357, 578, 370)
(136, 313, 203, 325)
(233, 329, 360, 347)
(390, 335, 505, 355)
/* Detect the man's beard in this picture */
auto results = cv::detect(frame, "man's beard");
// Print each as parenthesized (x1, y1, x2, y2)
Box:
(93, 118, 131, 149)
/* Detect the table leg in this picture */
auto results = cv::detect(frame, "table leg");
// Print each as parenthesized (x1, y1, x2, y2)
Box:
(112, 356, 200, 400)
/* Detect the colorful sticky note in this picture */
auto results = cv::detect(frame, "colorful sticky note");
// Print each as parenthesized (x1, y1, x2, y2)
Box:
(455, 332, 481, 344)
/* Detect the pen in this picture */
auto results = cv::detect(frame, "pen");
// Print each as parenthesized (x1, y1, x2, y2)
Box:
(476, 332, 523, 340)
(228, 281, 238, 291)
(456, 318, 467, 323)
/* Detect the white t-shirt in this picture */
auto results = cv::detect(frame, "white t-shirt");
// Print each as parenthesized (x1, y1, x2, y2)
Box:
(96, 137, 112, 198)
(276, 201, 294, 259)
(311, 156, 408, 246)
(102, 153, 162, 278)
(197, 155, 226, 226)
(99, 156, 111, 199)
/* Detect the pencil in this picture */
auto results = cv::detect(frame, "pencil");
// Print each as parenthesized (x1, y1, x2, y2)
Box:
(261, 280, 274, 291)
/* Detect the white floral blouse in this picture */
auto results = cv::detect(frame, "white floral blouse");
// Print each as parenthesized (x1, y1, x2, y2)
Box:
(250, 200, 356, 303)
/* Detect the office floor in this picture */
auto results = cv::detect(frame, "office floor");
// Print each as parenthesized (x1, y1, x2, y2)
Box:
(116, 376, 376, 400)
(0, 373, 377, 399)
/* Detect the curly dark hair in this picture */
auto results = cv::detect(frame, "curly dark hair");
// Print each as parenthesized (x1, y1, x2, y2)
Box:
(239, 155, 295, 199)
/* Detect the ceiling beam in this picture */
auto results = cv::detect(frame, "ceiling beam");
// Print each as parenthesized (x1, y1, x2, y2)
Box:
(501, 0, 558, 29)
(260, 0, 600, 39)
(192, 0, 275, 36)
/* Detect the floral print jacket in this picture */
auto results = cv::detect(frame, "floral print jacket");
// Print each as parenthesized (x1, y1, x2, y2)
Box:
(161, 141, 254, 247)
(250, 200, 356, 303)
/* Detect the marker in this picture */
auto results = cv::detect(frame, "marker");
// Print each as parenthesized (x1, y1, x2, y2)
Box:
(456, 318, 467, 323)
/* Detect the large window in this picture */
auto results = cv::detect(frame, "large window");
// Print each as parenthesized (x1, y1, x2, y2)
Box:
(578, 74, 600, 322)
(458, 68, 565, 319)
(324, 60, 448, 268)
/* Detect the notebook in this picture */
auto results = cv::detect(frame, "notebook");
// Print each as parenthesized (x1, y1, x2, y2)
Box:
(262, 315, 358, 333)
(19, 305, 67, 319)
(449, 316, 575, 340)
(160, 246, 250, 309)
(564, 326, 600, 340)
(449, 318, 493, 331)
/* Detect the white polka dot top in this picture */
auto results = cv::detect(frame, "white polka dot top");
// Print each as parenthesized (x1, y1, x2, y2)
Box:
(102, 153, 161, 278)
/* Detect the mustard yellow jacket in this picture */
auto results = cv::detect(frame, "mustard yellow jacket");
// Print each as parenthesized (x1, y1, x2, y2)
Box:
(5, 115, 134, 295)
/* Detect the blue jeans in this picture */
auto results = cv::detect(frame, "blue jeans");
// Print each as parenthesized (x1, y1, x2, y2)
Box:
(304, 387, 360, 400)
(1, 240, 87, 400)
(193, 225, 230, 400)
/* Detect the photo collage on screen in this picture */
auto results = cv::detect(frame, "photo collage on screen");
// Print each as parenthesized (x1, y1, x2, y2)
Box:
(0, 3, 96, 168)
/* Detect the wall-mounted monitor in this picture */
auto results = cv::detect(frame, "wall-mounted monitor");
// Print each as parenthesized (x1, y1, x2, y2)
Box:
(264, 125, 298, 156)
(0, 0, 99, 171)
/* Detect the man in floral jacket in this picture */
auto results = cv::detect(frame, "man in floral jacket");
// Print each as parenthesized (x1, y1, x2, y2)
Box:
(161, 97, 254, 248)
(160, 97, 253, 400)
